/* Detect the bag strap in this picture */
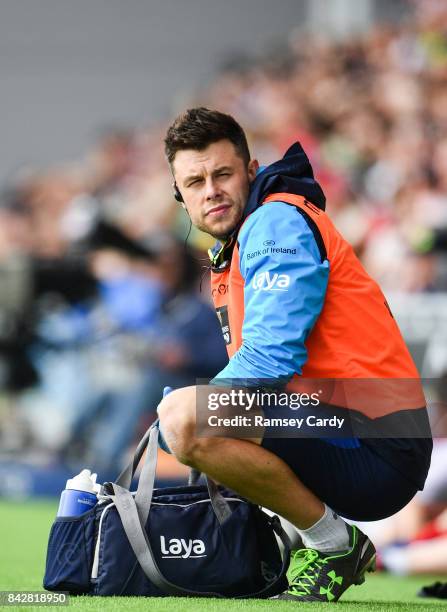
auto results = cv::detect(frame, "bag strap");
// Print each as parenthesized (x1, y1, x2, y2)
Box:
(114, 425, 151, 490)
(188, 468, 201, 485)
(136, 425, 233, 525)
(254, 514, 292, 598)
(114, 385, 171, 489)
(134, 425, 158, 525)
(111, 482, 291, 598)
(110, 422, 233, 526)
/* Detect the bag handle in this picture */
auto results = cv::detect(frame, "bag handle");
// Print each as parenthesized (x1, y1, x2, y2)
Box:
(114, 386, 199, 490)
(135, 424, 232, 526)
(111, 481, 292, 598)
(108, 422, 232, 526)
(113, 419, 197, 491)
(115, 382, 172, 489)
(113, 425, 151, 490)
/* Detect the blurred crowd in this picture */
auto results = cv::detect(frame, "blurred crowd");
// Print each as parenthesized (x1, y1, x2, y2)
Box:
(0, 131, 230, 471)
(201, 0, 447, 293)
(0, 1, 446, 568)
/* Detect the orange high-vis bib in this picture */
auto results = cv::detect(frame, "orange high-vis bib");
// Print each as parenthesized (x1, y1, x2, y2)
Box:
(211, 193, 425, 417)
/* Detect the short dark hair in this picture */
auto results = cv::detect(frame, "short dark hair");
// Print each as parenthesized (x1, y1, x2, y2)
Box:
(164, 107, 250, 166)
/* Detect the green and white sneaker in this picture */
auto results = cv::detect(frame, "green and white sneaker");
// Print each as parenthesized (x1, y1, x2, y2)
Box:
(275, 524, 376, 602)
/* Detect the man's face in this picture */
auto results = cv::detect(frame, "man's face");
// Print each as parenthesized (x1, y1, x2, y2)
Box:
(172, 139, 258, 240)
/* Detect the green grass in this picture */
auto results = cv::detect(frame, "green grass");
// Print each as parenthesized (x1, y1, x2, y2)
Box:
(0, 499, 445, 611)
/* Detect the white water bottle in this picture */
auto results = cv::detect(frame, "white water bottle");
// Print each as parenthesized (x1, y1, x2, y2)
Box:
(57, 469, 100, 517)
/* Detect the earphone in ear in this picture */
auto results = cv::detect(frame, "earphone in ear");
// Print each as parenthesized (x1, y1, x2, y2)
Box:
(173, 182, 184, 203)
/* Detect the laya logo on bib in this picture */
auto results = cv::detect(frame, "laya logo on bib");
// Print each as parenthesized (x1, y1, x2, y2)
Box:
(251, 271, 290, 291)
(160, 536, 206, 559)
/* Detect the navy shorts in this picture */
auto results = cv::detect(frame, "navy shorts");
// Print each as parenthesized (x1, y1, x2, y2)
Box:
(261, 435, 432, 521)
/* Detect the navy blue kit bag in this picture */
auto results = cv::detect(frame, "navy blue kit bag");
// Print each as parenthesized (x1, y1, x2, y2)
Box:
(43, 424, 290, 597)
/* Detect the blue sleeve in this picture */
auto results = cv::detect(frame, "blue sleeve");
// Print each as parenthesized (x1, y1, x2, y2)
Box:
(213, 202, 329, 384)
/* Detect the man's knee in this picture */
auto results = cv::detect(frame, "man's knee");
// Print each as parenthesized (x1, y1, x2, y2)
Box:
(158, 388, 199, 465)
